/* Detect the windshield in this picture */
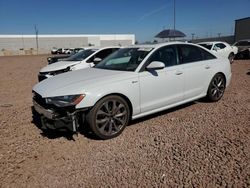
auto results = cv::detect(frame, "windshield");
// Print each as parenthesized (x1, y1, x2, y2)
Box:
(94, 47, 153, 71)
(65, 49, 96, 61)
(199, 43, 213, 50)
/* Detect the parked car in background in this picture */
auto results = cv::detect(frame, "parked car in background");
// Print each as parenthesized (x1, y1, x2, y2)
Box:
(48, 48, 85, 64)
(198, 41, 238, 63)
(38, 47, 120, 81)
(63, 48, 70, 54)
(47, 54, 72, 64)
(33, 42, 231, 139)
(50, 48, 72, 54)
(73, 48, 85, 53)
(64, 48, 75, 54)
(53, 48, 64, 54)
(51, 48, 58, 54)
(233, 39, 250, 59)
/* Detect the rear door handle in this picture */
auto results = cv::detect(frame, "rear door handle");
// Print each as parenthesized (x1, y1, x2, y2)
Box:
(205, 66, 211, 69)
(175, 71, 183, 75)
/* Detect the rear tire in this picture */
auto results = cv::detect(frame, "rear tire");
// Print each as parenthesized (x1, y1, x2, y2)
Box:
(206, 73, 226, 102)
(86, 95, 130, 140)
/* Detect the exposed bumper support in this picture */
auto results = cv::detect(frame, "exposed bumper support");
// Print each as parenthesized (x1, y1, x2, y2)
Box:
(33, 100, 87, 132)
(33, 100, 56, 119)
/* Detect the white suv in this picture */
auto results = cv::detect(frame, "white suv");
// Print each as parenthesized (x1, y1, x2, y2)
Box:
(38, 47, 120, 81)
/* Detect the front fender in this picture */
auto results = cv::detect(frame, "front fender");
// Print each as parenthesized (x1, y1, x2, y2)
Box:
(75, 78, 141, 116)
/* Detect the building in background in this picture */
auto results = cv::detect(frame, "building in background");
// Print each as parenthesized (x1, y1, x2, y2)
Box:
(235, 17, 250, 42)
(191, 17, 250, 44)
(0, 34, 135, 56)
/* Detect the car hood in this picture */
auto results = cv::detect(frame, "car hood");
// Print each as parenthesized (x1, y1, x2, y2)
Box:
(33, 68, 137, 97)
(40, 60, 82, 72)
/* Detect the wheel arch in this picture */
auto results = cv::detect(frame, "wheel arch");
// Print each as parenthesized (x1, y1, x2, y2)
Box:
(206, 72, 227, 102)
(92, 93, 134, 118)
(207, 72, 227, 93)
(216, 72, 227, 85)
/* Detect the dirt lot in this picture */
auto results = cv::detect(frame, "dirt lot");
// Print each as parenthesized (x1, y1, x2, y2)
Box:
(0, 55, 249, 187)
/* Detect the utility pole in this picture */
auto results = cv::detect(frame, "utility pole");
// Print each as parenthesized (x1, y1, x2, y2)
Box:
(172, 0, 176, 41)
(21, 34, 25, 50)
(218, 33, 221, 38)
(34, 25, 39, 54)
(173, 0, 176, 31)
(191, 33, 195, 41)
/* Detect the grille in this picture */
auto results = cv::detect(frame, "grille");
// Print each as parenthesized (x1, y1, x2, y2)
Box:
(33, 92, 47, 107)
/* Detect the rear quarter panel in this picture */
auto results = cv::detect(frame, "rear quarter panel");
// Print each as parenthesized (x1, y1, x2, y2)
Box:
(208, 57, 232, 88)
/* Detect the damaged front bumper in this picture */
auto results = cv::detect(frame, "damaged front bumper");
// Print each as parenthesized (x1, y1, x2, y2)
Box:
(33, 100, 87, 132)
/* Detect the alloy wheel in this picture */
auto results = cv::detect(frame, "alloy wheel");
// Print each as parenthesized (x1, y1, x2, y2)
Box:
(210, 74, 226, 100)
(95, 99, 128, 136)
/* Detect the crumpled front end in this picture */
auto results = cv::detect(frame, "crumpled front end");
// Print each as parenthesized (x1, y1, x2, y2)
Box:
(32, 92, 87, 132)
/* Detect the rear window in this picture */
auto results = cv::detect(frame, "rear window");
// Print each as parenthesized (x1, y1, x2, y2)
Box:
(199, 43, 213, 50)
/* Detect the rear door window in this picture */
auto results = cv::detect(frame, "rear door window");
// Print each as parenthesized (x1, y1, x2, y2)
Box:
(178, 45, 216, 64)
(178, 45, 203, 64)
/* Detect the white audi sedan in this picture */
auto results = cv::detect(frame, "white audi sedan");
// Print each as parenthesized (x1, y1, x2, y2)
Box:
(33, 42, 232, 139)
(198, 41, 238, 63)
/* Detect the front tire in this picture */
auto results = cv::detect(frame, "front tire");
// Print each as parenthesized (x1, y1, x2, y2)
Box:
(86, 95, 130, 139)
(206, 73, 226, 102)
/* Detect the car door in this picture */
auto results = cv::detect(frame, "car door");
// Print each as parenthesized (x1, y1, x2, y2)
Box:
(139, 45, 184, 113)
(177, 44, 215, 100)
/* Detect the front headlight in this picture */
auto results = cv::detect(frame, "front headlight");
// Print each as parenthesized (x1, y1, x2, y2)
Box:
(45, 94, 85, 107)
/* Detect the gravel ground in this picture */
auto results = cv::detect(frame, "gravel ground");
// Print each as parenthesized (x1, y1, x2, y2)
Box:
(0, 55, 249, 187)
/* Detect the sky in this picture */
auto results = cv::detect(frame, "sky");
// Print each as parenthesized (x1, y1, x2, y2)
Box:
(0, 0, 249, 42)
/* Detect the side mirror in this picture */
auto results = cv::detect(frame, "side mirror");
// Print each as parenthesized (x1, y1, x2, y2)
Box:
(93, 57, 102, 64)
(146, 61, 165, 70)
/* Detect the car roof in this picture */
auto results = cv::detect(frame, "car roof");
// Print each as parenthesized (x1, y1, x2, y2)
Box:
(91, 46, 121, 49)
(123, 41, 192, 49)
(84, 42, 211, 51)
(197, 41, 227, 45)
